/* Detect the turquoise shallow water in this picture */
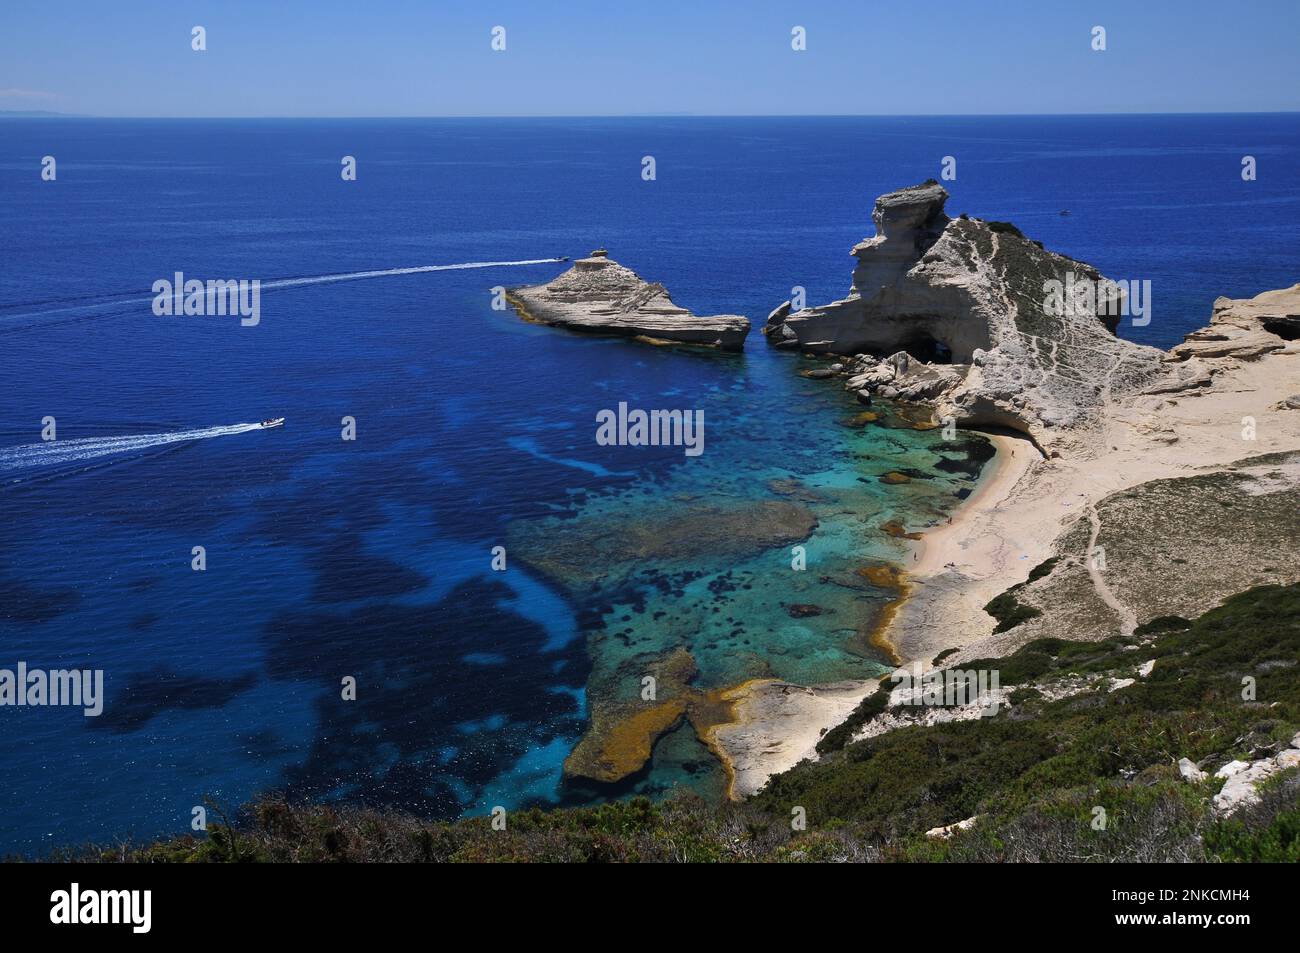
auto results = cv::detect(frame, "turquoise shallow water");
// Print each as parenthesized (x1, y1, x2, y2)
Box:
(507, 375, 989, 799)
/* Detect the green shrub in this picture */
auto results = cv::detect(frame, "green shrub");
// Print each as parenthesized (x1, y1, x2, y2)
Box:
(1134, 615, 1192, 636)
(816, 685, 890, 754)
(1205, 809, 1300, 862)
(983, 591, 1042, 633)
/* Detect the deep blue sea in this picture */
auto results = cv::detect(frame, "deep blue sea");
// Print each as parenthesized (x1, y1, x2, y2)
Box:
(1, 115, 1297, 855)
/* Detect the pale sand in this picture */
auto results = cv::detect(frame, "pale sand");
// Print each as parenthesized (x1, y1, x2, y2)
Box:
(712, 336, 1300, 800)
(892, 342, 1300, 666)
(909, 432, 1039, 578)
(706, 679, 872, 800)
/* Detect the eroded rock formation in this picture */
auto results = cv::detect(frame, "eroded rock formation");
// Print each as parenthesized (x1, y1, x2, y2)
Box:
(510, 250, 750, 350)
(765, 181, 1171, 455)
(1173, 284, 1300, 360)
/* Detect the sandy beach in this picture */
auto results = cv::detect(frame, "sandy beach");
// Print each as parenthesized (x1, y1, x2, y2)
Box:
(909, 432, 1040, 577)
(889, 339, 1300, 666)
(708, 431, 1042, 798)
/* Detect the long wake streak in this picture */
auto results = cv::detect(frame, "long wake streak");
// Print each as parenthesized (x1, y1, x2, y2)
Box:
(259, 259, 566, 292)
(0, 258, 566, 324)
(0, 423, 264, 474)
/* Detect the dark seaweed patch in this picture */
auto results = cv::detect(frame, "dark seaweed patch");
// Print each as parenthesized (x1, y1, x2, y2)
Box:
(0, 576, 81, 624)
(307, 534, 429, 603)
(261, 577, 586, 819)
(92, 668, 260, 733)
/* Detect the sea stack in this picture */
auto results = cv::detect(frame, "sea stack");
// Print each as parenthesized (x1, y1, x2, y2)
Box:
(509, 250, 750, 351)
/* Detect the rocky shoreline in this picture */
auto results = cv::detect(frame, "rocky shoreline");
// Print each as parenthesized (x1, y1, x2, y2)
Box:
(765, 180, 1170, 456)
(504, 184, 1298, 806)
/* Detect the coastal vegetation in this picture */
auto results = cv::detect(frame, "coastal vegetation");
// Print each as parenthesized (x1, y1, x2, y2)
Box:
(48, 582, 1300, 863)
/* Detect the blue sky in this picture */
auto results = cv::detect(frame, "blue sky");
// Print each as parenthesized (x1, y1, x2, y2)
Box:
(2, 0, 1297, 117)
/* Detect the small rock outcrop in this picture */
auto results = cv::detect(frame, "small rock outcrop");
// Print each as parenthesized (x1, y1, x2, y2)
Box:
(1173, 284, 1300, 361)
(924, 816, 979, 839)
(765, 181, 1169, 454)
(510, 250, 750, 350)
(1209, 734, 1300, 816)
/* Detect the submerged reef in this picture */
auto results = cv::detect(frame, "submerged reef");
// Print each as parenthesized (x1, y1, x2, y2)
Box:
(505, 453, 972, 787)
(508, 499, 818, 590)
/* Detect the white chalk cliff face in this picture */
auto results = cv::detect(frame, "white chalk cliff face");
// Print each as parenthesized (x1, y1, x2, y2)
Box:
(765, 181, 1175, 455)
(509, 250, 750, 350)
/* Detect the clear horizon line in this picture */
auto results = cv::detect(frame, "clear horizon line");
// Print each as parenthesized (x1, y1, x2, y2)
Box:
(4, 109, 1299, 120)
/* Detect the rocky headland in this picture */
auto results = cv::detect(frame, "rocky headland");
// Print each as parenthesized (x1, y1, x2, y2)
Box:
(504, 187, 1299, 804)
(509, 250, 750, 350)
(719, 181, 1300, 799)
(765, 180, 1170, 456)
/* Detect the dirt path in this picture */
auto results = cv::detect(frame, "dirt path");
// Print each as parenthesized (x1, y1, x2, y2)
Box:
(1084, 502, 1138, 637)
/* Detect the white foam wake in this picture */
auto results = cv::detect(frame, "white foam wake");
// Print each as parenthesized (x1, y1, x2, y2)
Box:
(259, 259, 566, 292)
(0, 423, 265, 473)
(0, 259, 566, 324)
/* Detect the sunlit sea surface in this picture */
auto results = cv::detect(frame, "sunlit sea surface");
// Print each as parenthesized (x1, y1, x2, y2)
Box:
(1, 114, 1296, 854)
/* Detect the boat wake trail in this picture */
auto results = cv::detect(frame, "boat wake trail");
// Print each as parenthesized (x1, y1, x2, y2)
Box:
(0, 423, 265, 478)
(0, 258, 567, 328)
(258, 259, 567, 292)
